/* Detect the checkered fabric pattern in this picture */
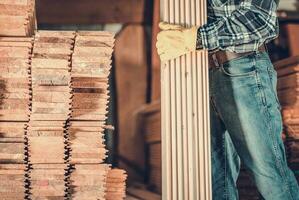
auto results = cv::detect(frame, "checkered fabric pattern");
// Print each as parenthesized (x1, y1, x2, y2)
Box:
(197, 0, 280, 53)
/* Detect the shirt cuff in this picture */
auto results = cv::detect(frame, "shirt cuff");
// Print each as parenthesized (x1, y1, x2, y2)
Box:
(198, 25, 220, 51)
(196, 28, 203, 50)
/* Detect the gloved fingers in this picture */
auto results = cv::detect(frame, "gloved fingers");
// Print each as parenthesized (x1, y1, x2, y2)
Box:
(157, 47, 165, 55)
(156, 39, 169, 54)
(160, 52, 179, 62)
(156, 43, 175, 56)
(156, 39, 172, 50)
(157, 31, 185, 47)
(160, 49, 186, 62)
(157, 31, 171, 41)
(159, 22, 183, 30)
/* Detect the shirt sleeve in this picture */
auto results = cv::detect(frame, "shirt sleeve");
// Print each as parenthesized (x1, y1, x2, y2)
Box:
(197, 0, 279, 52)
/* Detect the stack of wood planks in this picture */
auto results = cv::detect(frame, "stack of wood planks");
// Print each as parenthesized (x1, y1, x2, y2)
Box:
(27, 31, 75, 199)
(0, 10, 127, 197)
(0, 0, 36, 36)
(160, 0, 212, 199)
(0, 36, 33, 199)
(137, 101, 162, 194)
(275, 56, 299, 182)
(25, 31, 127, 199)
(67, 31, 127, 200)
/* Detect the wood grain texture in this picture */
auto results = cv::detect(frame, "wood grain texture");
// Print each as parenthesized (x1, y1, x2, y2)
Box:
(0, 0, 36, 36)
(0, 30, 127, 199)
(160, 0, 211, 199)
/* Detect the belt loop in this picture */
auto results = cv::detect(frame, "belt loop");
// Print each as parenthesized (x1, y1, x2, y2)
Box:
(264, 44, 269, 53)
(211, 54, 220, 67)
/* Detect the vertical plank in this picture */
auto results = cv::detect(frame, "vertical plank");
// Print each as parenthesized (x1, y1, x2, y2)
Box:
(160, 0, 211, 199)
(160, 0, 172, 198)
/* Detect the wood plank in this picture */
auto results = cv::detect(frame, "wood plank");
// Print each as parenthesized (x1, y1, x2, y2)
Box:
(160, 0, 211, 199)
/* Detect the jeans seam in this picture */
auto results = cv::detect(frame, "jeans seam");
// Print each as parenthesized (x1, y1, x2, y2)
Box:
(266, 109, 294, 199)
(253, 55, 295, 199)
(255, 69, 295, 199)
(224, 133, 228, 200)
(254, 71, 267, 107)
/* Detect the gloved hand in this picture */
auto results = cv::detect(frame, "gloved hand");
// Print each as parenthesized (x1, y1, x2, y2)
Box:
(156, 22, 198, 62)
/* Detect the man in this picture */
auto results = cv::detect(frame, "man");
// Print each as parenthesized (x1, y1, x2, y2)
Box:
(156, 0, 299, 199)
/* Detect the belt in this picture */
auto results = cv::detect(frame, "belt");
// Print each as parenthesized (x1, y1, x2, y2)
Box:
(208, 45, 267, 68)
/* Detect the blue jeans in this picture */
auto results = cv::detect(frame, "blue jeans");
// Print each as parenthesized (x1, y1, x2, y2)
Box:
(209, 51, 299, 200)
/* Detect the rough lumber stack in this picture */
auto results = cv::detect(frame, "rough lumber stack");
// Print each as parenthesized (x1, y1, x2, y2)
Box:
(67, 31, 127, 200)
(160, 0, 211, 199)
(26, 31, 75, 199)
(68, 164, 110, 200)
(0, 37, 33, 200)
(0, 165, 26, 199)
(0, 30, 127, 199)
(275, 56, 299, 182)
(0, 37, 33, 122)
(0, 0, 36, 36)
(28, 31, 75, 164)
(105, 169, 127, 200)
(137, 101, 161, 194)
(29, 164, 66, 199)
(69, 31, 112, 164)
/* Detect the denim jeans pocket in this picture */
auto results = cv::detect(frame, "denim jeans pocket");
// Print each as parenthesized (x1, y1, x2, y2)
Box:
(220, 53, 257, 77)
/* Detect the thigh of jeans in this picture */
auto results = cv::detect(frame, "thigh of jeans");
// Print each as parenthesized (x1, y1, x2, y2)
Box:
(210, 52, 299, 199)
(211, 51, 284, 173)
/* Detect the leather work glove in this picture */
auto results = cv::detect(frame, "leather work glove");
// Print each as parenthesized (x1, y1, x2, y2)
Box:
(156, 22, 198, 62)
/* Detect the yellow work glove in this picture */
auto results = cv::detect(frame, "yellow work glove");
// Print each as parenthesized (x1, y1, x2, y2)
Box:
(156, 22, 198, 62)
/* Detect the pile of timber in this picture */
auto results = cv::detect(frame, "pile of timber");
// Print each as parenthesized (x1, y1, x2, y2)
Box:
(0, 37, 33, 199)
(67, 31, 127, 199)
(275, 56, 299, 181)
(0, 31, 127, 199)
(0, 0, 36, 36)
(137, 101, 161, 194)
(27, 31, 75, 199)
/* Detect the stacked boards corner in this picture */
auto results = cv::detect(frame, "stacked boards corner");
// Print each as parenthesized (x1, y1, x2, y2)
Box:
(160, 0, 212, 200)
(275, 56, 299, 183)
(0, 2, 127, 200)
(0, 0, 36, 37)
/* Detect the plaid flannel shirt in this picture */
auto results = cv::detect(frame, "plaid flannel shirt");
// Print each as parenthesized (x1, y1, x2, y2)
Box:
(197, 0, 279, 53)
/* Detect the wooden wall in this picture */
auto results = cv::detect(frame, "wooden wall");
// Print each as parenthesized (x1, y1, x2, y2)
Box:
(151, 0, 161, 101)
(36, 0, 152, 25)
(114, 25, 149, 182)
